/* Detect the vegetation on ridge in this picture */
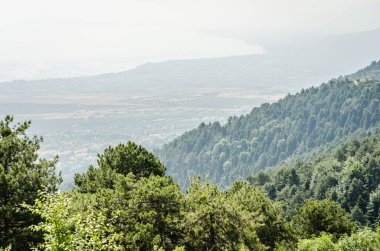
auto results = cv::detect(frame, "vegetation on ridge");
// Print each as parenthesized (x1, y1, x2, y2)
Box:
(160, 77, 380, 188)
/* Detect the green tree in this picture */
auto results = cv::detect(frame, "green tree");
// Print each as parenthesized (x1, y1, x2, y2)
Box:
(250, 135, 380, 227)
(367, 185, 380, 225)
(182, 178, 265, 250)
(120, 175, 184, 250)
(296, 233, 335, 251)
(75, 142, 165, 192)
(28, 191, 122, 251)
(73, 142, 184, 250)
(98, 142, 165, 177)
(292, 199, 355, 239)
(0, 116, 61, 250)
(227, 181, 295, 249)
(336, 228, 380, 251)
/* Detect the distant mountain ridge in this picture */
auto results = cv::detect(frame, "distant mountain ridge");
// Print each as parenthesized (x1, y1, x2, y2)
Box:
(160, 62, 380, 188)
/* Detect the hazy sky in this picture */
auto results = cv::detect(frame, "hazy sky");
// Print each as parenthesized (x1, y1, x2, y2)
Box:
(1, 0, 380, 81)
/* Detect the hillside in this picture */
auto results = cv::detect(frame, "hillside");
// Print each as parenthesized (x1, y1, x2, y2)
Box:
(160, 65, 380, 188)
(249, 134, 380, 226)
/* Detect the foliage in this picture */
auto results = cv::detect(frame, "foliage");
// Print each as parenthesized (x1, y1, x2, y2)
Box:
(226, 181, 295, 249)
(27, 192, 122, 251)
(31, 152, 296, 250)
(291, 228, 380, 251)
(119, 175, 184, 250)
(296, 233, 335, 251)
(160, 77, 380, 188)
(72, 143, 184, 250)
(6, 132, 380, 250)
(182, 178, 265, 250)
(250, 135, 380, 226)
(97, 142, 166, 178)
(336, 228, 380, 251)
(74, 141, 165, 192)
(292, 199, 355, 239)
(0, 116, 61, 250)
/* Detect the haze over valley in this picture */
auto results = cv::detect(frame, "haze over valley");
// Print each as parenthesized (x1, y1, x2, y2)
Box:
(1, 27, 380, 187)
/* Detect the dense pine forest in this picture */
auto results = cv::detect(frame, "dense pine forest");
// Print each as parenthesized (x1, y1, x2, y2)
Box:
(1, 61, 380, 250)
(160, 61, 380, 188)
(249, 134, 380, 226)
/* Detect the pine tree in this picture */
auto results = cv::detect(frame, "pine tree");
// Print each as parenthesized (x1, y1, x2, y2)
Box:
(0, 116, 61, 249)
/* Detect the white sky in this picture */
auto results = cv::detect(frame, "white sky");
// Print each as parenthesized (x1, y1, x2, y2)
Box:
(1, 0, 380, 80)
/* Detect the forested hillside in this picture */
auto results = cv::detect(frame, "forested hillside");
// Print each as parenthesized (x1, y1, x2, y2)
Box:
(249, 134, 380, 227)
(160, 65, 380, 188)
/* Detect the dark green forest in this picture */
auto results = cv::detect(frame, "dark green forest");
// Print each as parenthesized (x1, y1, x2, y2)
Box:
(1, 61, 380, 250)
(249, 135, 380, 227)
(160, 61, 380, 188)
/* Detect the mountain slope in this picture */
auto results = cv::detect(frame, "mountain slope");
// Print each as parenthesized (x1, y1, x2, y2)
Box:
(160, 66, 380, 188)
(249, 134, 380, 226)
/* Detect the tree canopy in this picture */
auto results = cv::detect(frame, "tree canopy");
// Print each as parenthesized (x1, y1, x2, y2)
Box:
(74, 141, 166, 193)
(1, 117, 380, 250)
(0, 116, 60, 250)
(249, 135, 380, 227)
